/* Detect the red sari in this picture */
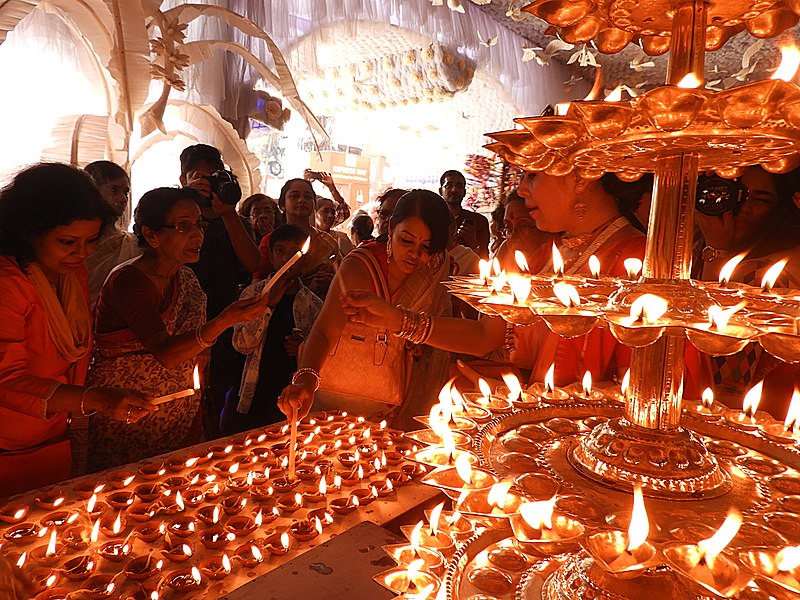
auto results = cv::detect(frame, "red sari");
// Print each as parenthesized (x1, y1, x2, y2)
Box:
(0, 257, 90, 497)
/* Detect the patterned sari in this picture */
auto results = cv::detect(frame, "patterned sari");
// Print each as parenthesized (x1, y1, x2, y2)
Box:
(88, 266, 206, 471)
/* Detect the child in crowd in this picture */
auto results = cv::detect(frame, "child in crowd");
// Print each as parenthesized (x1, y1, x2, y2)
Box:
(222, 225, 323, 432)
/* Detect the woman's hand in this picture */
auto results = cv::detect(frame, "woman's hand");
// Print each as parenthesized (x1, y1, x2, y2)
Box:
(695, 210, 736, 251)
(221, 292, 271, 326)
(341, 290, 403, 331)
(277, 380, 315, 420)
(86, 387, 158, 424)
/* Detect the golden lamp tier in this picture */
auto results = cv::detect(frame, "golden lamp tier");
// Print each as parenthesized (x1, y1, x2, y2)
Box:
(522, 0, 800, 54)
(486, 79, 800, 180)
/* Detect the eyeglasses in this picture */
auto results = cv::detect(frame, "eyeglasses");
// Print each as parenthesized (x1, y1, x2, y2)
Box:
(162, 221, 209, 234)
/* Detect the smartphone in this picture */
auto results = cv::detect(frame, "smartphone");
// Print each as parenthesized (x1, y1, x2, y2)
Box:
(304, 169, 323, 181)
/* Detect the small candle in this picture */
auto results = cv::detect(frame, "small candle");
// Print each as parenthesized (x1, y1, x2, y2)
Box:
(260, 237, 311, 299)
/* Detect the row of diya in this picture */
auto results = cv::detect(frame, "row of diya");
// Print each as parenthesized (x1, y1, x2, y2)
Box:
(449, 248, 800, 362)
(379, 379, 800, 600)
(0, 411, 428, 599)
(485, 54, 800, 179)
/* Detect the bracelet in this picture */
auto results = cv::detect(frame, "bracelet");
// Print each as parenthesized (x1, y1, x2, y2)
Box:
(195, 325, 213, 348)
(393, 308, 433, 345)
(292, 368, 321, 391)
(80, 387, 97, 417)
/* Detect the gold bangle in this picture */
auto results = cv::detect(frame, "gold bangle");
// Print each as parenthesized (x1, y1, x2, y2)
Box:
(80, 387, 97, 417)
(292, 368, 321, 391)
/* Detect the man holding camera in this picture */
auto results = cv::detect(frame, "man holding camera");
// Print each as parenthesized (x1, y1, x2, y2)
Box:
(179, 144, 261, 438)
(440, 169, 490, 259)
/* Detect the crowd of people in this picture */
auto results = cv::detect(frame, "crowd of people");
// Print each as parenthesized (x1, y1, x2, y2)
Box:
(2, 143, 800, 497)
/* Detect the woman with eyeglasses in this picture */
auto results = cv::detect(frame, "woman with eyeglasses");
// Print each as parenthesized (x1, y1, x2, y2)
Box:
(88, 187, 270, 470)
(0, 163, 157, 496)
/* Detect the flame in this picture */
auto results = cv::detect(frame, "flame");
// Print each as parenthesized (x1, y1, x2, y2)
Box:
(300, 237, 311, 254)
(90, 519, 100, 543)
(112, 512, 122, 535)
(621, 370, 630, 396)
(478, 259, 491, 282)
(212, 506, 220, 524)
(315, 516, 323, 535)
(552, 244, 564, 276)
(515, 250, 529, 273)
(491, 258, 501, 277)
(553, 282, 581, 308)
(588, 255, 601, 278)
(454, 453, 473, 484)
(786, 389, 800, 431)
(519, 497, 556, 530)
(176, 492, 185, 511)
(191, 566, 202, 584)
(222, 554, 231, 573)
(123, 475, 135, 487)
(254, 510, 263, 527)
(407, 558, 425, 583)
(15, 552, 26, 568)
(624, 258, 643, 278)
(281, 532, 290, 549)
(478, 378, 492, 401)
(604, 85, 623, 102)
(718, 253, 746, 284)
(251, 544, 263, 561)
(13, 508, 26, 520)
(45, 529, 57, 556)
(743, 381, 763, 417)
(772, 43, 800, 81)
(627, 483, 649, 551)
(319, 476, 327, 496)
(185, 457, 199, 468)
(410, 521, 423, 553)
(429, 502, 444, 537)
(442, 429, 456, 462)
(776, 545, 800, 571)
(87, 494, 97, 514)
(702, 387, 714, 408)
(677, 72, 702, 88)
(628, 294, 668, 325)
(544, 364, 555, 393)
(192, 365, 200, 390)
(554, 102, 570, 116)
(46, 574, 57, 588)
(697, 509, 742, 568)
(762, 259, 788, 291)
(151, 592, 159, 600)
(501, 373, 523, 401)
(708, 301, 746, 331)
(581, 371, 593, 395)
(487, 481, 513, 509)
(491, 270, 508, 293)
(508, 274, 532, 303)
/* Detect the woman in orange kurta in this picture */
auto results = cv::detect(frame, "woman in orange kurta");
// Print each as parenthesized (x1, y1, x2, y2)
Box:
(0, 163, 157, 497)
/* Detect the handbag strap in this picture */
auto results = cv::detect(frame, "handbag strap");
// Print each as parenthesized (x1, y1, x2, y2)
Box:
(345, 248, 391, 302)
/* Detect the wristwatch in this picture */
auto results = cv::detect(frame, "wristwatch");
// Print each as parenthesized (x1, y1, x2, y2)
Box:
(701, 245, 721, 262)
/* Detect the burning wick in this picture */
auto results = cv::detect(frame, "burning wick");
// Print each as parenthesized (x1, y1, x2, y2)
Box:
(785, 389, 800, 434)
(761, 259, 788, 292)
(552, 244, 564, 277)
(718, 253, 746, 286)
(553, 282, 581, 308)
(478, 259, 491, 286)
(514, 250, 529, 273)
(677, 72, 702, 88)
(588, 255, 601, 279)
(743, 381, 763, 420)
(153, 364, 200, 405)
(696, 509, 742, 570)
(624, 258, 643, 279)
(772, 43, 800, 81)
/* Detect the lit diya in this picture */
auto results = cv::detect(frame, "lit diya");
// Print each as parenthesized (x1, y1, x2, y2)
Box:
(585, 484, 659, 577)
(97, 538, 132, 562)
(725, 381, 770, 431)
(76, 574, 116, 599)
(199, 554, 232, 580)
(684, 387, 725, 422)
(511, 497, 584, 555)
(461, 378, 514, 413)
(420, 453, 498, 494)
(529, 364, 570, 404)
(165, 567, 203, 592)
(137, 462, 165, 480)
(199, 526, 235, 550)
(739, 544, 800, 595)
(565, 371, 605, 404)
(400, 519, 455, 557)
(225, 511, 261, 537)
(289, 517, 323, 542)
(39, 511, 77, 530)
(162, 541, 194, 562)
(762, 389, 800, 444)
(664, 509, 754, 597)
(167, 515, 197, 538)
(62, 555, 96, 581)
(0, 503, 29, 524)
(264, 531, 291, 555)
(31, 530, 66, 566)
(124, 555, 163, 581)
(234, 542, 265, 567)
(329, 495, 360, 515)
(133, 522, 164, 543)
(373, 558, 439, 597)
(34, 491, 66, 511)
(423, 502, 474, 542)
(3, 522, 39, 546)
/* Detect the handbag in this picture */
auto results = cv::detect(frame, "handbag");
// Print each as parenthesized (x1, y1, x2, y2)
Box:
(315, 249, 410, 415)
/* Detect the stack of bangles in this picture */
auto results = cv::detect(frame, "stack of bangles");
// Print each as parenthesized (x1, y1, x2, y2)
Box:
(195, 325, 213, 348)
(292, 368, 321, 391)
(394, 308, 433, 345)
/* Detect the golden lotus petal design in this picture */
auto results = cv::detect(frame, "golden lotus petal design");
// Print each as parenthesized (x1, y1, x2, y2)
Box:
(637, 87, 708, 132)
(522, 0, 596, 28)
(486, 129, 546, 157)
(572, 102, 634, 139)
(593, 26, 633, 54)
(516, 116, 584, 149)
(560, 13, 603, 44)
(745, 6, 799, 38)
(717, 80, 783, 128)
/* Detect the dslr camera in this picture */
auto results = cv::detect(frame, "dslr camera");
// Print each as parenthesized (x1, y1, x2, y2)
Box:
(200, 169, 242, 206)
(695, 175, 747, 216)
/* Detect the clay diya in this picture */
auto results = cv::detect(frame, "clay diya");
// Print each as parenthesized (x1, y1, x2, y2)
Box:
(132, 522, 164, 543)
(225, 514, 258, 537)
(161, 541, 194, 563)
(196, 504, 223, 526)
(3, 522, 39, 546)
(164, 567, 204, 592)
(0, 503, 29, 524)
(39, 511, 76, 530)
(97, 539, 132, 563)
(62, 555, 96, 581)
(124, 555, 163, 581)
(167, 515, 197, 538)
(263, 531, 291, 556)
(289, 518, 322, 543)
(221, 495, 247, 515)
(34, 491, 66, 511)
(199, 526, 234, 550)
(234, 542, 265, 567)
(31, 531, 66, 566)
(199, 554, 232, 581)
(137, 463, 165, 480)
(133, 483, 162, 503)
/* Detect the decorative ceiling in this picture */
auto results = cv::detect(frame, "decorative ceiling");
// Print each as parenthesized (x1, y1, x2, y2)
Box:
(475, 0, 794, 97)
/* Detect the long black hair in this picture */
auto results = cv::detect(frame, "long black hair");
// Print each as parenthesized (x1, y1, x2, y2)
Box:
(389, 190, 450, 254)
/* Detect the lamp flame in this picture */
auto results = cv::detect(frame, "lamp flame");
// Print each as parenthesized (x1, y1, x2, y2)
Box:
(589, 255, 601, 278)
(251, 544, 263, 562)
(520, 497, 556, 530)
(553, 282, 581, 308)
(624, 258, 643, 279)
(46, 574, 57, 588)
(90, 519, 100, 543)
(429, 502, 444, 537)
(45, 529, 57, 556)
(743, 381, 763, 417)
(454, 453, 473, 485)
(544, 363, 555, 393)
(677, 73, 702, 88)
(772, 43, 800, 81)
(112, 512, 122, 535)
(708, 301, 746, 331)
(254, 510, 263, 527)
(191, 566, 202, 584)
(487, 481, 513, 510)
(478, 259, 491, 282)
(478, 378, 492, 401)
(628, 294, 668, 325)
(552, 244, 564, 276)
(508, 274, 532, 303)
(192, 365, 200, 390)
(492, 258, 501, 277)
(319, 476, 327, 496)
(786, 389, 800, 431)
(87, 494, 97, 514)
(410, 521, 423, 553)
(702, 387, 714, 408)
(175, 491, 184, 511)
(581, 371, 593, 395)
(719, 253, 746, 284)
(621, 369, 630, 396)
(501, 373, 523, 401)
(301, 237, 311, 254)
(697, 509, 742, 568)
(627, 483, 649, 551)
(280, 532, 290, 550)
(554, 102, 570, 116)
(762, 259, 788, 291)
(515, 250, 529, 273)
(604, 85, 623, 102)
(776, 545, 800, 571)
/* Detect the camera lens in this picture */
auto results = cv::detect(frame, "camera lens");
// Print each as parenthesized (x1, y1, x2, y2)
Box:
(695, 176, 745, 216)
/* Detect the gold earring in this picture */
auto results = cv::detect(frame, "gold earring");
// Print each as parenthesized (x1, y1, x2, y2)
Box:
(387, 238, 393, 263)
